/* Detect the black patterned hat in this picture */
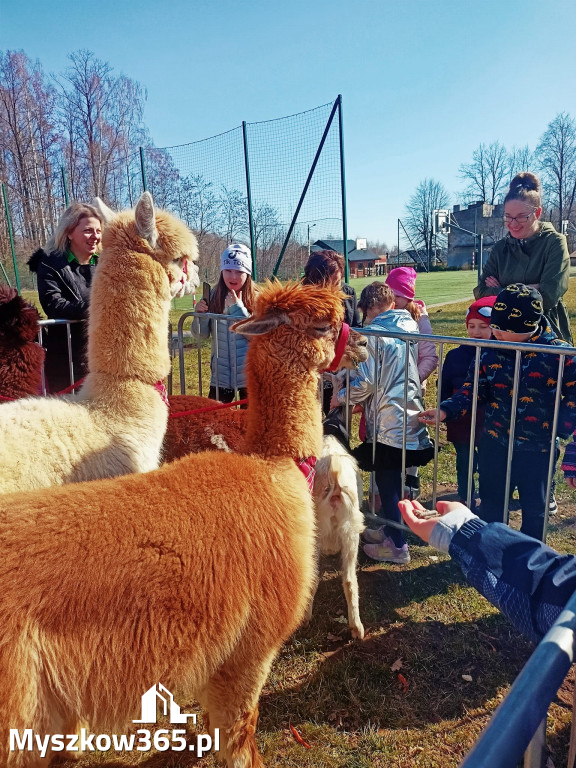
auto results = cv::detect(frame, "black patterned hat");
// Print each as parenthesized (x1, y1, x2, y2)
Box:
(490, 283, 543, 334)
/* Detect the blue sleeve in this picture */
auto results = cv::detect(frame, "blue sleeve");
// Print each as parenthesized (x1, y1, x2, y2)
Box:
(440, 350, 457, 402)
(449, 518, 576, 643)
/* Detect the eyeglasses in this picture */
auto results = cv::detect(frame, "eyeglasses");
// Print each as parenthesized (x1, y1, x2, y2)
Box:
(503, 213, 534, 225)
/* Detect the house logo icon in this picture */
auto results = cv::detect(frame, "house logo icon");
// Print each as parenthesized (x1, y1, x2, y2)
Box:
(133, 684, 197, 725)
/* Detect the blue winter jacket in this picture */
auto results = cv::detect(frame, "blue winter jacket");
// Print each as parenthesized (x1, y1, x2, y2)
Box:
(192, 292, 250, 390)
(447, 517, 576, 643)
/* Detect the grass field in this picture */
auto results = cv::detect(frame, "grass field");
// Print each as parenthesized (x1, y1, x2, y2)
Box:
(17, 275, 576, 768)
(348, 270, 480, 307)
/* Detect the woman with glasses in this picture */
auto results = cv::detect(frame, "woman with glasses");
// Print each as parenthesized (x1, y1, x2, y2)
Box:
(475, 172, 571, 343)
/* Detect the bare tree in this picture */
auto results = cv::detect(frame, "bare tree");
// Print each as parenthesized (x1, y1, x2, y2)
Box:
(253, 203, 283, 275)
(507, 145, 534, 181)
(0, 50, 60, 248)
(219, 186, 248, 243)
(55, 50, 147, 204)
(536, 112, 576, 230)
(459, 142, 508, 205)
(404, 178, 449, 268)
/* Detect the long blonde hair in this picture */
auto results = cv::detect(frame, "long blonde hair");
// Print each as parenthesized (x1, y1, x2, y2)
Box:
(46, 202, 102, 254)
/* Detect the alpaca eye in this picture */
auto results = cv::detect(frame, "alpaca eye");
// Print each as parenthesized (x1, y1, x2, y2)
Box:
(314, 325, 331, 335)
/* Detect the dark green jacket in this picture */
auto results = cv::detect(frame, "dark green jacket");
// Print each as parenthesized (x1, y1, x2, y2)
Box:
(474, 222, 572, 343)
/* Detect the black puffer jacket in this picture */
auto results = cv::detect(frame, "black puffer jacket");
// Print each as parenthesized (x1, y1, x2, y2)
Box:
(28, 249, 98, 391)
(342, 282, 361, 326)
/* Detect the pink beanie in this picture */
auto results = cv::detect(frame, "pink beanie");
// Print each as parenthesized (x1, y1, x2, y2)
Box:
(385, 267, 417, 300)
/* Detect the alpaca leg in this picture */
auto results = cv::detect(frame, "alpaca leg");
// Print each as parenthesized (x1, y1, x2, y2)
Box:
(340, 529, 364, 639)
(0, 645, 73, 768)
(198, 644, 278, 768)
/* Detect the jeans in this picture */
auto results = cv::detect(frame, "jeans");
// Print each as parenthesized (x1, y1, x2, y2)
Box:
(453, 442, 478, 501)
(478, 436, 559, 541)
(374, 467, 405, 548)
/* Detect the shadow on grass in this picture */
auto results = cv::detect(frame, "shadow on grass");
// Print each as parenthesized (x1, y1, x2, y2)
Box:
(259, 555, 534, 736)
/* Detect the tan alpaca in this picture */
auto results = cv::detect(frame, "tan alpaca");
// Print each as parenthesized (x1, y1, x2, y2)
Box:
(162, 329, 369, 638)
(0, 192, 199, 494)
(0, 280, 345, 768)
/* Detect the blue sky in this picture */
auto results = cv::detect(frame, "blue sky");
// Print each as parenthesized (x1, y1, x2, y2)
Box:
(2, 0, 575, 246)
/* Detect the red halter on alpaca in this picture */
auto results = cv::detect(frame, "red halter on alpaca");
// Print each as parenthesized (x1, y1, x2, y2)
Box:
(326, 323, 350, 372)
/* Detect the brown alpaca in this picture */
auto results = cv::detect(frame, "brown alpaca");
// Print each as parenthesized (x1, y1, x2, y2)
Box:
(0, 280, 344, 768)
(162, 327, 368, 461)
(161, 329, 369, 638)
(0, 285, 45, 399)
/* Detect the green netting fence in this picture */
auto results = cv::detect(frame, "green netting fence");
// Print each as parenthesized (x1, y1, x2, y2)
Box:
(0, 94, 347, 292)
(138, 95, 347, 282)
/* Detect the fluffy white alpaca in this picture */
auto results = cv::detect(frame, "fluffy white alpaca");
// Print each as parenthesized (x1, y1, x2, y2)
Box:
(307, 431, 366, 638)
(0, 192, 199, 494)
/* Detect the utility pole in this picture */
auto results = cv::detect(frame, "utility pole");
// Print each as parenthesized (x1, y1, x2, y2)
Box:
(307, 223, 316, 259)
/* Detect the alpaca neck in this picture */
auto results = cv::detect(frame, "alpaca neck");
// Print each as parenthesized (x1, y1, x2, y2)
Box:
(242, 351, 323, 459)
(87, 251, 171, 383)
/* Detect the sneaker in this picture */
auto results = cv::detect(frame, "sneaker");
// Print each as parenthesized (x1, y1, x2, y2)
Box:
(404, 474, 420, 501)
(549, 495, 558, 516)
(362, 526, 386, 545)
(363, 536, 411, 564)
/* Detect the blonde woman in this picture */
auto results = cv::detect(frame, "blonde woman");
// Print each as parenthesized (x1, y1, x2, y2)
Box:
(28, 202, 102, 392)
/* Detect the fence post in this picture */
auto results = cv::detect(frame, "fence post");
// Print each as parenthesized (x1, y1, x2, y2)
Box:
(139, 147, 148, 192)
(242, 121, 257, 281)
(2, 182, 20, 294)
(338, 95, 349, 283)
(61, 166, 69, 207)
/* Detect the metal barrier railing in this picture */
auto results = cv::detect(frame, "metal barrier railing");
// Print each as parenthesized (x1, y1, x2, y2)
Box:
(176, 310, 244, 399)
(460, 587, 576, 768)
(173, 317, 576, 542)
(37, 318, 81, 395)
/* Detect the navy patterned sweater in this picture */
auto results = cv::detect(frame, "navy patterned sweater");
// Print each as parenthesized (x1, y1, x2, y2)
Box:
(440, 322, 576, 452)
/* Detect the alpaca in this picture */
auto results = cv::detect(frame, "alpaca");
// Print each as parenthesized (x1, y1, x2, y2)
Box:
(0, 280, 344, 768)
(161, 328, 369, 638)
(162, 326, 368, 462)
(306, 428, 366, 638)
(0, 192, 199, 494)
(0, 285, 45, 399)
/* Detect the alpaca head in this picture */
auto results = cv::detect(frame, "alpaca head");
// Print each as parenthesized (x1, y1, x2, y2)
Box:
(232, 280, 346, 372)
(0, 285, 41, 345)
(92, 192, 200, 298)
(335, 327, 369, 371)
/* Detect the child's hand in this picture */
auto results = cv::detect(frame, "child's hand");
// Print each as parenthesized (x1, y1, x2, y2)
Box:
(195, 298, 208, 313)
(419, 408, 446, 424)
(329, 394, 340, 411)
(224, 289, 239, 310)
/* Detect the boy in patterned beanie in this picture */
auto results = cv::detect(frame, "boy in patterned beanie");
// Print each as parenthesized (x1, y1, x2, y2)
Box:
(489, 283, 543, 340)
(421, 283, 576, 540)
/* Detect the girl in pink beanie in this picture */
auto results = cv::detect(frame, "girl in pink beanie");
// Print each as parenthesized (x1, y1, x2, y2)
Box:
(385, 267, 438, 498)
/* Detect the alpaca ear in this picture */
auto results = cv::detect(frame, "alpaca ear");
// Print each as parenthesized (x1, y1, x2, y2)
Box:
(134, 191, 158, 248)
(231, 312, 290, 336)
(91, 197, 115, 225)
